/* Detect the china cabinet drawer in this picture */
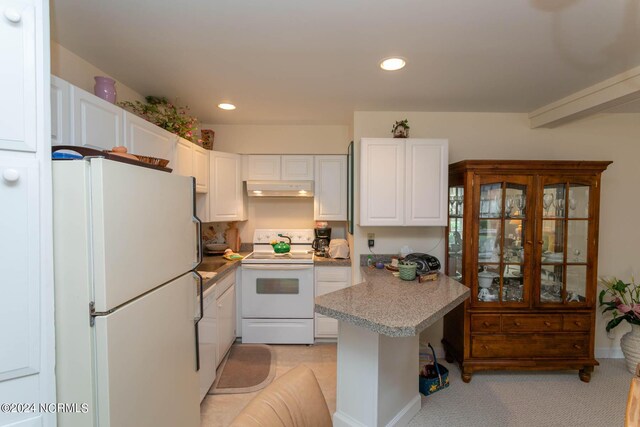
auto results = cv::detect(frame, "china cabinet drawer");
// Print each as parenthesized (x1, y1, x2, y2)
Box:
(501, 315, 562, 332)
(472, 334, 589, 359)
(471, 314, 501, 332)
(563, 314, 591, 332)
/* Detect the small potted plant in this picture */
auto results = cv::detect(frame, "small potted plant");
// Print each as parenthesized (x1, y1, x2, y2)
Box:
(119, 96, 198, 141)
(599, 276, 640, 373)
(391, 119, 410, 138)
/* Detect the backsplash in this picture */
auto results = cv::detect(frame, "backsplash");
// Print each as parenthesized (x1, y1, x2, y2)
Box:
(359, 254, 394, 266)
(202, 222, 229, 244)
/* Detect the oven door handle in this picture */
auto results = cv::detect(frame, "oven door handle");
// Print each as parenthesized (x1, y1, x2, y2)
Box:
(242, 264, 314, 271)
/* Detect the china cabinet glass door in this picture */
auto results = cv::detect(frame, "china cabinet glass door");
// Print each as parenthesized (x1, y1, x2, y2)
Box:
(473, 176, 533, 307)
(447, 186, 464, 281)
(537, 177, 595, 306)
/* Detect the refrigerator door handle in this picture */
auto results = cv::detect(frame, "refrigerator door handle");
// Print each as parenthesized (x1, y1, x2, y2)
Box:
(192, 177, 203, 269)
(193, 271, 203, 372)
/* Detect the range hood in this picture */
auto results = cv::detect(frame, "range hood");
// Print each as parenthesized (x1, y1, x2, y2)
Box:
(246, 180, 314, 197)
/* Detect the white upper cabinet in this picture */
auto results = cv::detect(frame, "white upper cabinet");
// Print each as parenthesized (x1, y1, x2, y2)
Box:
(404, 139, 448, 226)
(247, 155, 281, 180)
(0, 0, 36, 152)
(193, 144, 209, 194)
(124, 111, 176, 163)
(51, 75, 70, 146)
(174, 137, 193, 177)
(174, 138, 209, 194)
(246, 155, 314, 181)
(72, 85, 124, 151)
(282, 155, 314, 180)
(360, 139, 405, 226)
(210, 151, 246, 222)
(360, 138, 448, 226)
(314, 155, 347, 221)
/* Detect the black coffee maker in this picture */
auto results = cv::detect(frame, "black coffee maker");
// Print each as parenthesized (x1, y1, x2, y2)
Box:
(312, 227, 331, 256)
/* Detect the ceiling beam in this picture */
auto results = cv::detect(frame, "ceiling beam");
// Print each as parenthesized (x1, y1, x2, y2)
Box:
(529, 65, 640, 128)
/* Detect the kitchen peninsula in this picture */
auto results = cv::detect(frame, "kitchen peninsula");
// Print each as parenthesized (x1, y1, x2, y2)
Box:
(315, 268, 469, 427)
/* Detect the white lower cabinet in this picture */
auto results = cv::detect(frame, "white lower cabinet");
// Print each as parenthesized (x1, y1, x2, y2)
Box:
(215, 274, 236, 366)
(0, 159, 40, 381)
(315, 266, 351, 338)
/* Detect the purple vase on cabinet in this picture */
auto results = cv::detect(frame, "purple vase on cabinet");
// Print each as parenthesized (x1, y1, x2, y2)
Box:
(94, 76, 117, 104)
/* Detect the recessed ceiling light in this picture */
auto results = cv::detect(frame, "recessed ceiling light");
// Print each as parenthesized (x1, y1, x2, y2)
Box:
(298, 190, 307, 195)
(218, 103, 236, 110)
(380, 57, 406, 71)
(252, 190, 262, 194)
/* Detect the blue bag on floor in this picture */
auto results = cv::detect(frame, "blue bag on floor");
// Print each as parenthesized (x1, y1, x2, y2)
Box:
(419, 343, 449, 395)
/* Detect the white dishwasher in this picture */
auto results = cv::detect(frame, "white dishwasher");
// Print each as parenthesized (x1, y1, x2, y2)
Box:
(198, 284, 218, 402)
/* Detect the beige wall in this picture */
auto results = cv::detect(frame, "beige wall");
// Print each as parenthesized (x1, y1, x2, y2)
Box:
(200, 124, 351, 154)
(51, 41, 144, 104)
(201, 124, 352, 242)
(353, 111, 640, 356)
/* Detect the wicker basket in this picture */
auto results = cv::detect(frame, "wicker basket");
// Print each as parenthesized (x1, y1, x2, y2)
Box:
(398, 261, 417, 281)
(135, 155, 170, 168)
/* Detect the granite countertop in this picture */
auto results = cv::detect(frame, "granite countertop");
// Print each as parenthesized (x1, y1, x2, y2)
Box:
(198, 252, 250, 293)
(313, 256, 352, 267)
(315, 267, 470, 337)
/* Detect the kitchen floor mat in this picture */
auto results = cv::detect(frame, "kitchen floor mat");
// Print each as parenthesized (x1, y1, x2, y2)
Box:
(208, 344, 276, 395)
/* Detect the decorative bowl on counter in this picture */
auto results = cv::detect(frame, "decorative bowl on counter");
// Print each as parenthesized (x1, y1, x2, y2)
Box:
(206, 243, 229, 252)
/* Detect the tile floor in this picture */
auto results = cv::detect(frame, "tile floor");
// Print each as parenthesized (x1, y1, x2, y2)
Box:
(200, 343, 337, 427)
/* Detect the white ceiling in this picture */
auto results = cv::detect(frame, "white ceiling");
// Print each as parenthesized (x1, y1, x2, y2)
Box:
(51, 0, 640, 125)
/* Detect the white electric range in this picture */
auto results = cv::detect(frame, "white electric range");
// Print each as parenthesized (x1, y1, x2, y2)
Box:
(241, 229, 315, 344)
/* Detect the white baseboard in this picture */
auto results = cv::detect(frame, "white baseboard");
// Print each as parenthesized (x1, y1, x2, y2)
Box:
(384, 394, 421, 427)
(596, 347, 624, 359)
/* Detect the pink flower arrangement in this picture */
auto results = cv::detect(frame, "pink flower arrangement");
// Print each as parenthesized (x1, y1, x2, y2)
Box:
(599, 277, 640, 331)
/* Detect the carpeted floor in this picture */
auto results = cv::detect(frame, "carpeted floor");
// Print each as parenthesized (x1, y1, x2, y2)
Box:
(410, 358, 631, 426)
(201, 344, 632, 427)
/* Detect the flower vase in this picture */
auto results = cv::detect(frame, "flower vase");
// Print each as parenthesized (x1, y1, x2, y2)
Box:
(94, 76, 117, 104)
(621, 324, 640, 373)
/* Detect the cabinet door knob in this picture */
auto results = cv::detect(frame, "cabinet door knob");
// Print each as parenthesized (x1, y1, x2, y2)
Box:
(538, 240, 544, 245)
(525, 240, 533, 245)
(573, 344, 582, 349)
(4, 8, 21, 23)
(482, 321, 490, 327)
(481, 344, 489, 350)
(574, 321, 582, 327)
(2, 169, 20, 183)
(544, 321, 551, 327)
(514, 321, 521, 326)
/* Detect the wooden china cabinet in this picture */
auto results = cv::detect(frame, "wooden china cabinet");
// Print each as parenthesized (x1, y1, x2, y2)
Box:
(442, 160, 611, 383)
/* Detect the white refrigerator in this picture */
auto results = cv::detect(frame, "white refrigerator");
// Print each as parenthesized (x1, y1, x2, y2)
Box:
(53, 158, 202, 427)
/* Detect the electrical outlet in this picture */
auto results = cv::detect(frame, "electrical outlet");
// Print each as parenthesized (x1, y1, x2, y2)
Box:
(367, 233, 375, 248)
